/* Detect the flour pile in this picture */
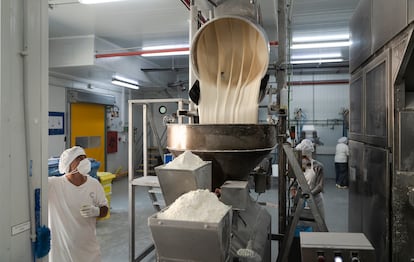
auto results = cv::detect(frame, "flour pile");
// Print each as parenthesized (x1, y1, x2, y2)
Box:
(157, 189, 230, 223)
(164, 150, 206, 170)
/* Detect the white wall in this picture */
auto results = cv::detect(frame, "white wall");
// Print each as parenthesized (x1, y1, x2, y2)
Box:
(289, 73, 350, 178)
(47, 77, 183, 175)
(1, 0, 48, 261)
(48, 85, 66, 158)
(260, 73, 349, 177)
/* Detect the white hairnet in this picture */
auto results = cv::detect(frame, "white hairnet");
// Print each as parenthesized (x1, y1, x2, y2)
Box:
(295, 139, 314, 158)
(58, 146, 86, 174)
(338, 137, 348, 144)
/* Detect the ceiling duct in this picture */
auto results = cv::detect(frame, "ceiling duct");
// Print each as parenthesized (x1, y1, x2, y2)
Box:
(49, 35, 177, 89)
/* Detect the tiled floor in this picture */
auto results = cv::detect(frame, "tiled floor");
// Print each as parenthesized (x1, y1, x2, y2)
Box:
(97, 176, 348, 261)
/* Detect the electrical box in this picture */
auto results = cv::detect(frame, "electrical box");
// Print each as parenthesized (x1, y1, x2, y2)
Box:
(300, 232, 375, 261)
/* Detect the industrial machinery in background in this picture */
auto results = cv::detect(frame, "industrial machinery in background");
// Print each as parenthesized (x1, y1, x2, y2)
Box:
(126, 0, 280, 261)
(148, 0, 276, 260)
(348, 0, 414, 260)
(128, 0, 374, 261)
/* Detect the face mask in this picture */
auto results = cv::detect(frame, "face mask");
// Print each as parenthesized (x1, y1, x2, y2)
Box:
(76, 159, 91, 176)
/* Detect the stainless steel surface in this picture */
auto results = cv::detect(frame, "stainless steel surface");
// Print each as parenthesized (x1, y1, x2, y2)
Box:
(166, 124, 277, 190)
(392, 171, 414, 260)
(349, 48, 390, 147)
(400, 112, 414, 171)
(349, 0, 372, 73)
(349, 73, 363, 134)
(220, 180, 249, 211)
(372, 0, 407, 53)
(350, 0, 411, 72)
(365, 59, 387, 138)
(214, 0, 259, 21)
(300, 232, 375, 261)
(410, 0, 414, 23)
(154, 161, 212, 206)
(363, 145, 389, 261)
(148, 206, 232, 262)
(230, 197, 272, 262)
(348, 142, 391, 261)
(348, 140, 364, 233)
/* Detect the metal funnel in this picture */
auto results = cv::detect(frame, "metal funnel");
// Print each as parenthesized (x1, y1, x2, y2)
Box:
(166, 124, 277, 190)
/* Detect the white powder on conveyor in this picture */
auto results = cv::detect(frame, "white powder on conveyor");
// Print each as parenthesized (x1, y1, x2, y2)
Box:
(157, 189, 230, 223)
(164, 150, 206, 170)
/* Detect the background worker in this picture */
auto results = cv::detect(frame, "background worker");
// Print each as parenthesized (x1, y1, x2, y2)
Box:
(295, 139, 325, 219)
(48, 146, 108, 262)
(335, 136, 349, 188)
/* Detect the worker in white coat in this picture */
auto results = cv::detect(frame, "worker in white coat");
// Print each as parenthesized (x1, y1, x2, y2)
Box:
(335, 136, 349, 188)
(295, 139, 325, 219)
(48, 146, 108, 262)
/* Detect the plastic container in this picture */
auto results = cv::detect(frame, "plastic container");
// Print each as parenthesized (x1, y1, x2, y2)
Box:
(97, 172, 116, 220)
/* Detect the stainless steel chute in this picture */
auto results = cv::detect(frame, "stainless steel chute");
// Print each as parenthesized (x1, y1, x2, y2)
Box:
(166, 124, 277, 190)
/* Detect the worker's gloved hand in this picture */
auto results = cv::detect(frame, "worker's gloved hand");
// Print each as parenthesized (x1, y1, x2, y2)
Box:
(80, 204, 100, 218)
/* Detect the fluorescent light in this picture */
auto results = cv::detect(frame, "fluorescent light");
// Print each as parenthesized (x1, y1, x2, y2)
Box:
(290, 58, 344, 64)
(292, 34, 350, 43)
(141, 44, 190, 57)
(142, 44, 189, 51)
(141, 50, 189, 57)
(111, 76, 139, 89)
(79, 0, 124, 4)
(291, 41, 351, 49)
(291, 53, 342, 60)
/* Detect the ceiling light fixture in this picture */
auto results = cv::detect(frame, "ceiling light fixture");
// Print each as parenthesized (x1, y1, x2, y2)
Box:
(141, 44, 190, 57)
(290, 58, 344, 64)
(291, 53, 342, 60)
(141, 50, 189, 57)
(142, 44, 189, 51)
(292, 34, 350, 43)
(79, 0, 124, 4)
(291, 41, 351, 49)
(111, 76, 139, 89)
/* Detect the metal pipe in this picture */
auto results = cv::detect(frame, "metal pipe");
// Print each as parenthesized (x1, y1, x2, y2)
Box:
(277, 0, 288, 251)
(128, 100, 135, 262)
(95, 42, 279, 59)
(288, 79, 349, 86)
(95, 47, 189, 58)
(143, 104, 148, 177)
(188, 0, 197, 123)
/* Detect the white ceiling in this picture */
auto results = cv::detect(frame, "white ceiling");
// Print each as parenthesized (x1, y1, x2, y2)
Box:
(48, 0, 359, 91)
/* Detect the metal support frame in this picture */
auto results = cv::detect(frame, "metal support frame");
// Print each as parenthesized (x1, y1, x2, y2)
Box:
(276, 144, 328, 262)
(128, 98, 190, 262)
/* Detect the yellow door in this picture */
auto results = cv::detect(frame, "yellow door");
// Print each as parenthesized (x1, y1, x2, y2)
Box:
(70, 103, 106, 171)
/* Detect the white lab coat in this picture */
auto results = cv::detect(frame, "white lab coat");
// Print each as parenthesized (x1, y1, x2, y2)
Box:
(48, 176, 107, 262)
(303, 160, 325, 219)
(335, 143, 349, 163)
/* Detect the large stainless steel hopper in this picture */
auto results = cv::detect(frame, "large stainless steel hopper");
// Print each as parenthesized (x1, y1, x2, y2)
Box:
(166, 124, 277, 190)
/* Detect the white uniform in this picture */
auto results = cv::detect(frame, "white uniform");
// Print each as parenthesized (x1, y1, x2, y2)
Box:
(334, 143, 349, 163)
(48, 175, 108, 262)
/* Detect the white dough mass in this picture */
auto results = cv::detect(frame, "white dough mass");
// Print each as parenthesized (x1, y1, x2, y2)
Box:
(193, 17, 269, 124)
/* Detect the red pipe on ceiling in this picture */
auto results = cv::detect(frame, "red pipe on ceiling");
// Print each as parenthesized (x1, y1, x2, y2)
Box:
(95, 41, 279, 59)
(95, 47, 189, 58)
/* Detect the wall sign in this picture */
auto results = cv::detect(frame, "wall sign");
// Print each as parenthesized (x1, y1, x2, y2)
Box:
(48, 112, 64, 135)
(107, 131, 118, 153)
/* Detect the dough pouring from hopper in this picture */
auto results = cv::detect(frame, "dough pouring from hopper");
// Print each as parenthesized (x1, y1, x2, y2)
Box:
(192, 17, 269, 124)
